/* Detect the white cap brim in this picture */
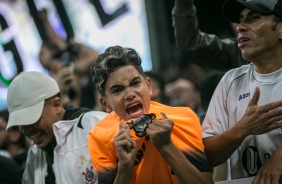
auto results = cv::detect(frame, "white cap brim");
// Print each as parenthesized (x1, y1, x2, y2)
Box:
(7, 100, 44, 130)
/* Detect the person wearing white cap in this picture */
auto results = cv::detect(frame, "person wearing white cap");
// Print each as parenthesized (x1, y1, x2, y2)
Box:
(201, 0, 282, 183)
(6, 71, 107, 184)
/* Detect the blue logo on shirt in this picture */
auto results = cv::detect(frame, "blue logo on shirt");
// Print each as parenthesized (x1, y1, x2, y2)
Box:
(239, 92, 250, 101)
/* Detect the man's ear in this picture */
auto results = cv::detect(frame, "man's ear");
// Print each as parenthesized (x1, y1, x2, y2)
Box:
(52, 97, 63, 113)
(279, 23, 282, 39)
(100, 97, 112, 113)
(48, 96, 60, 106)
(146, 77, 153, 96)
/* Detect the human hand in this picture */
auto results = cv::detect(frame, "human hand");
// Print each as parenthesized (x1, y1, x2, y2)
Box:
(146, 112, 174, 150)
(38, 8, 48, 22)
(114, 123, 137, 170)
(252, 148, 282, 184)
(71, 41, 99, 76)
(53, 66, 74, 95)
(235, 87, 282, 137)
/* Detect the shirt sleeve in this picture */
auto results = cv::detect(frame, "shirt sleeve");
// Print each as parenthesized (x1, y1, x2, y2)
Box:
(172, 3, 245, 71)
(88, 125, 117, 184)
(169, 106, 212, 172)
(202, 72, 230, 138)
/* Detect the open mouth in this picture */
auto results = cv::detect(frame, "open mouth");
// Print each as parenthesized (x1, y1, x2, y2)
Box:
(239, 37, 250, 43)
(126, 103, 143, 118)
(29, 130, 43, 141)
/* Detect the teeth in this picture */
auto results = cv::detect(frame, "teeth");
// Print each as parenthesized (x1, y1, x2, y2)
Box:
(30, 131, 41, 140)
(239, 38, 249, 43)
(127, 103, 138, 108)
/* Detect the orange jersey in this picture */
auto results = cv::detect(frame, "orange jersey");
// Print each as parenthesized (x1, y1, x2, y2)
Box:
(88, 101, 211, 183)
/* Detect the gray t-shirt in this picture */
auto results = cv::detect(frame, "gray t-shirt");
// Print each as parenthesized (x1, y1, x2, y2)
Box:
(202, 63, 282, 180)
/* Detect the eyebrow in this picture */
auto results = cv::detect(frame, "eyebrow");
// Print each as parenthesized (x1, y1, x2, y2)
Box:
(239, 10, 258, 21)
(240, 10, 272, 22)
(109, 76, 141, 90)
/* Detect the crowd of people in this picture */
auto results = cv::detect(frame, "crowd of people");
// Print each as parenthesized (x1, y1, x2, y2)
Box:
(2, 0, 282, 183)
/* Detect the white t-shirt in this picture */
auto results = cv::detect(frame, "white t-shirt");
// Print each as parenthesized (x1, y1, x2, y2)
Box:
(202, 63, 282, 181)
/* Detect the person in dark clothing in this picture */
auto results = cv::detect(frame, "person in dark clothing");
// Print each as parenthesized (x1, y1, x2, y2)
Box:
(172, 0, 248, 71)
(0, 109, 29, 168)
(0, 155, 23, 184)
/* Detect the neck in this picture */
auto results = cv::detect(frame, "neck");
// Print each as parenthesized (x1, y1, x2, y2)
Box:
(243, 46, 282, 74)
(254, 61, 282, 74)
(250, 48, 282, 74)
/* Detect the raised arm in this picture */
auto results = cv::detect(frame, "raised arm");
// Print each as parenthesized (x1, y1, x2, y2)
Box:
(172, 0, 245, 71)
(38, 9, 67, 50)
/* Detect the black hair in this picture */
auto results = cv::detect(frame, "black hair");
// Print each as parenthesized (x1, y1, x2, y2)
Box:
(199, 72, 224, 110)
(0, 109, 29, 150)
(0, 109, 9, 122)
(91, 45, 144, 96)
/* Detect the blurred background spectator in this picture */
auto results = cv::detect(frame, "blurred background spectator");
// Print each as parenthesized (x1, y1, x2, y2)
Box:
(0, 155, 23, 184)
(165, 78, 203, 120)
(0, 1, 238, 182)
(37, 9, 100, 109)
(0, 109, 29, 169)
(144, 71, 168, 104)
(198, 72, 225, 124)
(0, 0, 234, 111)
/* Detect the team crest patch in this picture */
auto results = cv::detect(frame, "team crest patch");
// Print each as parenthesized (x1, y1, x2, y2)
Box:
(78, 154, 98, 183)
(82, 166, 97, 184)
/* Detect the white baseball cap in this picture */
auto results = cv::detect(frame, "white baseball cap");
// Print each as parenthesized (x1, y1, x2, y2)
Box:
(6, 71, 60, 129)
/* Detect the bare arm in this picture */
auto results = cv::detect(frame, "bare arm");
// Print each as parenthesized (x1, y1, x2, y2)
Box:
(253, 147, 282, 184)
(72, 42, 99, 76)
(147, 112, 213, 184)
(204, 87, 282, 166)
(38, 9, 67, 50)
(159, 142, 213, 184)
(203, 125, 246, 166)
